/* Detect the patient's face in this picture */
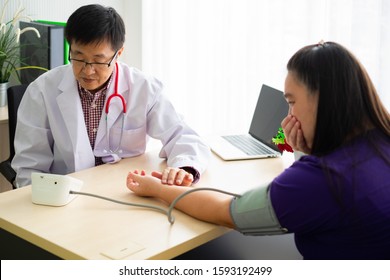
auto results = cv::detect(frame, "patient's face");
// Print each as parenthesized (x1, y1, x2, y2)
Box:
(284, 72, 318, 149)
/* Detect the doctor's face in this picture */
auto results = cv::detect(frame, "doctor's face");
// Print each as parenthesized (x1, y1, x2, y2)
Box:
(69, 41, 122, 93)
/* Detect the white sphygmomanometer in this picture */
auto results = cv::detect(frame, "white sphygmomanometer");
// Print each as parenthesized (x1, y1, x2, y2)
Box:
(31, 172, 83, 206)
(31, 172, 288, 235)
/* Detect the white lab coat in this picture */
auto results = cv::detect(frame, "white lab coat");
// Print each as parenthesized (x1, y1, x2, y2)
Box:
(12, 62, 211, 187)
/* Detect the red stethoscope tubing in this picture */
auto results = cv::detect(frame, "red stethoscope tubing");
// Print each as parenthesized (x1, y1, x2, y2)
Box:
(105, 63, 127, 114)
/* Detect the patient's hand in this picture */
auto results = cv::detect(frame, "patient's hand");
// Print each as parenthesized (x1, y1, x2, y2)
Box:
(127, 169, 193, 198)
(126, 170, 163, 197)
(281, 115, 311, 154)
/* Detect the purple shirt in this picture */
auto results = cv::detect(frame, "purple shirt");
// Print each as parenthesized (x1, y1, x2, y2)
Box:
(270, 130, 390, 259)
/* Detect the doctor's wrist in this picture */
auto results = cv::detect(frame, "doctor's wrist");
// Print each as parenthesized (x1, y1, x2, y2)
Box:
(180, 166, 200, 184)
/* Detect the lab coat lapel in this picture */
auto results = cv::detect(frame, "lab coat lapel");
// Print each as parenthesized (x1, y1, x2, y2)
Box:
(57, 74, 95, 169)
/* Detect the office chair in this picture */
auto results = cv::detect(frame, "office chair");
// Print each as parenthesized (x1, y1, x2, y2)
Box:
(0, 84, 28, 189)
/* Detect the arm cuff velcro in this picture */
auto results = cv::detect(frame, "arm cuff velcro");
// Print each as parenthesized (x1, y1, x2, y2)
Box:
(230, 183, 288, 235)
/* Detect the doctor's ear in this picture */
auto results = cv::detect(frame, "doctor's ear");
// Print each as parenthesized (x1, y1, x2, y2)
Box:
(117, 47, 124, 57)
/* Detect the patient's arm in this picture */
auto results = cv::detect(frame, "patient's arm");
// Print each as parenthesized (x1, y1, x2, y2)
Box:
(126, 171, 234, 228)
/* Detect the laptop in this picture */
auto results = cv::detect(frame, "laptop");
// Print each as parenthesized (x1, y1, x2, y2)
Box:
(205, 84, 289, 161)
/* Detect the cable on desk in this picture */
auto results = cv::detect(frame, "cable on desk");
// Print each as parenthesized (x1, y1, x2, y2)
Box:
(70, 188, 241, 224)
(69, 190, 169, 216)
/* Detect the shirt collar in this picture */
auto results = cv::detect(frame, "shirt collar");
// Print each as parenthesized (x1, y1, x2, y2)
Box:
(77, 74, 114, 98)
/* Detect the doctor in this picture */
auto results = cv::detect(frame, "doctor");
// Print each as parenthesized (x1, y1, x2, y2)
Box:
(12, 4, 211, 188)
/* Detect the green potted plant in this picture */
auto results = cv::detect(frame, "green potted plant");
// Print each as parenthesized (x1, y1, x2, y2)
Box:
(0, 0, 47, 106)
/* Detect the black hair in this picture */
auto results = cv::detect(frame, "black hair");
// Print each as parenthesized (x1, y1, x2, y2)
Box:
(65, 4, 125, 51)
(287, 41, 390, 156)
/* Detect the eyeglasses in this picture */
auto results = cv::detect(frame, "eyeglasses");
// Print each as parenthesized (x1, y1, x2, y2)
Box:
(68, 50, 118, 70)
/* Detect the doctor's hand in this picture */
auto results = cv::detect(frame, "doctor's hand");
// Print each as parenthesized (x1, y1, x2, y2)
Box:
(281, 115, 311, 154)
(158, 167, 194, 186)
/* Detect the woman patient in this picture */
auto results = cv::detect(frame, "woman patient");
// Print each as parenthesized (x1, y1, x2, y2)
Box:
(126, 41, 390, 260)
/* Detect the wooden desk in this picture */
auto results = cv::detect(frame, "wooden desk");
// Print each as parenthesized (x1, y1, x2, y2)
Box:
(0, 150, 294, 259)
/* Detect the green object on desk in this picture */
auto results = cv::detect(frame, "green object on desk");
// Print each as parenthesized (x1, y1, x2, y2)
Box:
(272, 127, 293, 153)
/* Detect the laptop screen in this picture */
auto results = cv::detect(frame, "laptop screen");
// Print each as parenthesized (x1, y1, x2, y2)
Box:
(249, 84, 289, 151)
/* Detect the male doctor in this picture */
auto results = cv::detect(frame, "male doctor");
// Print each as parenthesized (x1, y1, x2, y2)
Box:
(12, 4, 211, 188)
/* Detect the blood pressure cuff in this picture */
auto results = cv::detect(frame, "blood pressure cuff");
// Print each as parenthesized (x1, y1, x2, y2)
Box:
(230, 183, 288, 235)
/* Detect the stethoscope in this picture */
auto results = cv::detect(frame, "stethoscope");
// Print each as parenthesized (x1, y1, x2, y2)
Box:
(104, 62, 127, 154)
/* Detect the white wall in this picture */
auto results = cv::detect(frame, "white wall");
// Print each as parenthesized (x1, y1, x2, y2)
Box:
(1, 0, 142, 69)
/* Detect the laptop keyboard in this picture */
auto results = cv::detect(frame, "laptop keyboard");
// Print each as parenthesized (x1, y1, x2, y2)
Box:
(222, 135, 273, 155)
